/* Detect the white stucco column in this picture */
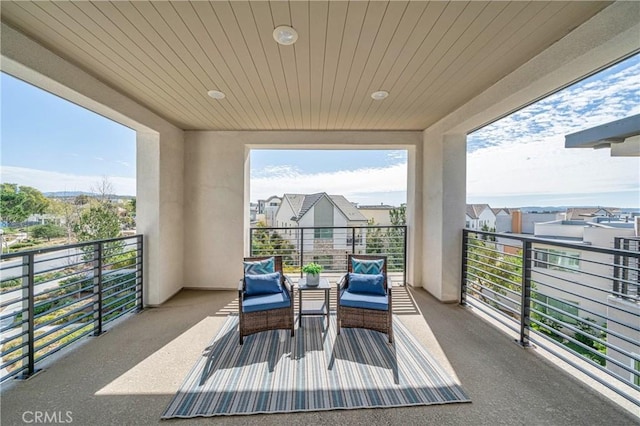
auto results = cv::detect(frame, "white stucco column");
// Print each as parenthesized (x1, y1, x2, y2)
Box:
(422, 133, 466, 302)
(183, 132, 246, 288)
(137, 130, 185, 305)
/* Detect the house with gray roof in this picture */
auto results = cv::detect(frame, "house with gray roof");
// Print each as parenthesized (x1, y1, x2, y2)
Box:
(465, 204, 496, 230)
(274, 193, 368, 260)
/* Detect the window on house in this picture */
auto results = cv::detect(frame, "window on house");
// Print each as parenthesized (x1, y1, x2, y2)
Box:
(534, 248, 580, 272)
(533, 294, 579, 324)
(314, 228, 333, 239)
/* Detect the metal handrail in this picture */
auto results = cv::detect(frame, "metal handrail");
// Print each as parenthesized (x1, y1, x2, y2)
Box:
(461, 229, 639, 407)
(249, 225, 407, 285)
(0, 235, 143, 383)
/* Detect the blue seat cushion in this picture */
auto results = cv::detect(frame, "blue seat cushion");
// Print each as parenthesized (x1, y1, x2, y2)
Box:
(347, 272, 386, 296)
(244, 271, 282, 296)
(242, 290, 291, 313)
(243, 257, 275, 275)
(339, 289, 388, 311)
(352, 258, 384, 275)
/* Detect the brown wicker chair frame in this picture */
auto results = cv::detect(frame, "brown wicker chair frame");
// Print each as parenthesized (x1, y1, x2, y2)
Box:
(238, 256, 294, 345)
(336, 254, 393, 343)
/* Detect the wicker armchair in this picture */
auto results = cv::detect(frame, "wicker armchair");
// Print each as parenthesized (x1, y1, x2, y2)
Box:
(238, 256, 294, 345)
(336, 254, 393, 343)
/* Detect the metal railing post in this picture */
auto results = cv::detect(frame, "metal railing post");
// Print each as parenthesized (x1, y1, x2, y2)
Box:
(351, 227, 356, 254)
(518, 240, 532, 347)
(461, 230, 468, 306)
(402, 226, 407, 287)
(19, 253, 38, 378)
(137, 235, 144, 311)
(299, 229, 304, 278)
(249, 228, 254, 257)
(93, 242, 104, 336)
(613, 237, 621, 295)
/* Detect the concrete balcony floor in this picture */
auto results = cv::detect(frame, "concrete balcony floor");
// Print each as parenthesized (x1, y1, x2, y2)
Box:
(1, 287, 636, 425)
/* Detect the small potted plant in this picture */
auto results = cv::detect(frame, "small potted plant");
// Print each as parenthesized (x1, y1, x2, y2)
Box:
(302, 262, 323, 287)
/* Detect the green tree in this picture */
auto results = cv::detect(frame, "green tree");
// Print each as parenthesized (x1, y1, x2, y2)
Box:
(387, 204, 406, 271)
(73, 201, 122, 260)
(120, 197, 136, 229)
(31, 224, 66, 241)
(250, 221, 297, 267)
(365, 219, 384, 254)
(0, 183, 50, 223)
(46, 198, 79, 243)
(73, 202, 120, 242)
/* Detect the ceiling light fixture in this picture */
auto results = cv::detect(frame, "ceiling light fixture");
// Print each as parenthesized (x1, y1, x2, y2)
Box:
(371, 90, 389, 100)
(273, 25, 298, 45)
(207, 90, 226, 100)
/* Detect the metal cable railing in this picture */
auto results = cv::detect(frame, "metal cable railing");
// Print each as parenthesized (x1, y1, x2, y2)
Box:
(249, 226, 407, 285)
(0, 235, 143, 382)
(461, 229, 639, 408)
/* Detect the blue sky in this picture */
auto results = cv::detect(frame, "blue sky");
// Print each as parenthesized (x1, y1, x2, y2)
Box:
(1, 53, 639, 207)
(1, 73, 136, 194)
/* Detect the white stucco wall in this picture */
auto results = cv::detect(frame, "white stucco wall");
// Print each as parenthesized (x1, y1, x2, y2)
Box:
(182, 131, 422, 290)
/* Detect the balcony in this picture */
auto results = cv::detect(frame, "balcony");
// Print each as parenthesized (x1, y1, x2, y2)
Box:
(1, 1, 639, 423)
(2, 287, 636, 424)
(1, 231, 638, 423)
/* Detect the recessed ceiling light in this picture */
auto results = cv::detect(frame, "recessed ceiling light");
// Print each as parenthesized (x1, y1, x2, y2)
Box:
(207, 90, 225, 100)
(371, 91, 389, 100)
(273, 25, 298, 45)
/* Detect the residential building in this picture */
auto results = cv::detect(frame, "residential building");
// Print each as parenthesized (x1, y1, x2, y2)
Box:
(270, 193, 368, 268)
(358, 204, 396, 226)
(259, 195, 282, 227)
(465, 204, 496, 230)
(532, 217, 638, 380)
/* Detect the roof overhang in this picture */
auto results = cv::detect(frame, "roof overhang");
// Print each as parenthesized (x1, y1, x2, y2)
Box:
(565, 114, 640, 156)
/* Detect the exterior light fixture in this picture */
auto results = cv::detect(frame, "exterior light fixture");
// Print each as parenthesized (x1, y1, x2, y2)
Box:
(273, 25, 298, 45)
(371, 91, 389, 100)
(207, 90, 226, 100)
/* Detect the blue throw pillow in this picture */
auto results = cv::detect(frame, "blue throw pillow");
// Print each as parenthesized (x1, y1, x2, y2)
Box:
(245, 271, 282, 296)
(347, 272, 386, 296)
(352, 258, 384, 275)
(243, 257, 275, 275)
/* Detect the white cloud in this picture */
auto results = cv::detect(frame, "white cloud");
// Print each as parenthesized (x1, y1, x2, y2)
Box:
(1, 166, 136, 196)
(467, 135, 640, 198)
(251, 163, 407, 202)
(467, 56, 640, 205)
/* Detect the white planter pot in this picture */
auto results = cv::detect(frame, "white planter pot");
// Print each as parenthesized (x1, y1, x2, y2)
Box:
(306, 273, 320, 286)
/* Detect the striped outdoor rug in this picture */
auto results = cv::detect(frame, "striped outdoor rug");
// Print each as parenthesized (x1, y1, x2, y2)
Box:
(162, 314, 470, 418)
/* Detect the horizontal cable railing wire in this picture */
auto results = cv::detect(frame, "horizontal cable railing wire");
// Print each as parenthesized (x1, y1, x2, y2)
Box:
(461, 229, 640, 408)
(0, 235, 143, 382)
(249, 225, 407, 285)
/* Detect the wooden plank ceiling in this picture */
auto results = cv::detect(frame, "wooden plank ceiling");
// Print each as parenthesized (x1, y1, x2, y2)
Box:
(1, 1, 610, 130)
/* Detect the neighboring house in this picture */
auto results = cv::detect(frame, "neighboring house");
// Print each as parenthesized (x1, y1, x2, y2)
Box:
(249, 202, 258, 222)
(274, 193, 368, 266)
(499, 210, 562, 234)
(493, 208, 513, 233)
(564, 207, 618, 221)
(465, 204, 496, 230)
(259, 195, 282, 227)
(531, 218, 638, 382)
(357, 204, 395, 226)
